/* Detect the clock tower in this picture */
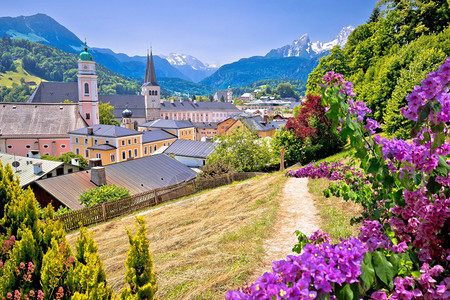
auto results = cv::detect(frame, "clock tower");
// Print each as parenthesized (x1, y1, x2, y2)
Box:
(142, 49, 161, 121)
(78, 41, 99, 126)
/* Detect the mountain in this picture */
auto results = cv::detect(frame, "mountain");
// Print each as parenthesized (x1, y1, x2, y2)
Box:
(0, 14, 193, 81)
(265, 26, 354, 59)
(200, 56, 319, 90)
(201, 26, 354, 90)
(160, 53, 218, 82)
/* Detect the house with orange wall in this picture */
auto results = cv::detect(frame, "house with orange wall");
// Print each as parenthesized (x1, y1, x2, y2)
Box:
(69, 125, 143, 166)
(138, 119, 195, 140)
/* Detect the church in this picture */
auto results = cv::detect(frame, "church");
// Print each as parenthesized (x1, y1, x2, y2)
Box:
(29, 46, 240, 126)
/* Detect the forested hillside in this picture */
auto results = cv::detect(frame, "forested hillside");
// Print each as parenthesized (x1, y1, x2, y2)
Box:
(231, 79, 307, 97)
(307, 0, 449, 138)
(0, 37, 141, 101)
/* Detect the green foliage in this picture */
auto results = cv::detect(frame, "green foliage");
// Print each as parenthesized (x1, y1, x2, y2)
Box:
(158, 77, 214, 96)
(67, 227, 113, 299)
(0, 82, 31, 102)
(197, 161, 236, 179)
(41, 152, 88, 168)
(78, 184, 130, 207)
(99, 101, 120, 125)
(271, 128, 304, 166)
(208, 127, 279, 172)
(307, 0, 450, 138)
(120, 217, 157, 300)
(232, 79, 306, 98)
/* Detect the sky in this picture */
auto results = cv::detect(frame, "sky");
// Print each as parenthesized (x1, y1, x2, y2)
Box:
(1, 0, 379, 66)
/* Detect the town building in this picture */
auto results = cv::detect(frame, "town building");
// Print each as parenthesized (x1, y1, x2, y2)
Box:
(193, 122, 218, 141)
(69, 124, 143, 166)
(163, 139, 215, 168)
(29, 50, 240, 124)
(32, 154, 197, 210)
(142, 130, 177, 156)
(213, 86, 233, 102)
(217, 114, 276, 137)
(0, 44, 99, 157)
(138, 119, 195, 140)
(0, 153, 82, 187)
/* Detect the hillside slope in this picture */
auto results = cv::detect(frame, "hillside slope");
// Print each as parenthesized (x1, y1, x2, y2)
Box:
(67, 174, 287, 299)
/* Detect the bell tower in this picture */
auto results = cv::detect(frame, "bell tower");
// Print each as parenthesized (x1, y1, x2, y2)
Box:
(142, 49, 161, 121)
(77, 41, 99, 126)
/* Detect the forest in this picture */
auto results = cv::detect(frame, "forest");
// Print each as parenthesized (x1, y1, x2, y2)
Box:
(306, 0, 449, 138)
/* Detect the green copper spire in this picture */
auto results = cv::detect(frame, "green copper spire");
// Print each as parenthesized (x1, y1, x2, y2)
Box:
(79, 39, 93, 61)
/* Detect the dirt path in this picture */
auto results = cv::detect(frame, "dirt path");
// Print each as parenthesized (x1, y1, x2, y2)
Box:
(255, 177, 320, 275)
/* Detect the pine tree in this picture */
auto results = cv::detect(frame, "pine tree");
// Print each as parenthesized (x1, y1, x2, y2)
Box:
(120, 217, 157, 300)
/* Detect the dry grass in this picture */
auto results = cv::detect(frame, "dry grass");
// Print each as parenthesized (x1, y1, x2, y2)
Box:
(308, 178, 362, 242)
(67, 173, 287, 299)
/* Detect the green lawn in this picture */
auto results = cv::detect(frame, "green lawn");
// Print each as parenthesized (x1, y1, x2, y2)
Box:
(0, 59, 44, 88)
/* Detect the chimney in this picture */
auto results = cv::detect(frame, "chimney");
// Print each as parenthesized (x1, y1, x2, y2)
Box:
(87, 127, 94, 135)
(90, 166, 106, 186)
(88, 158, 102, 168)
(193, 100, 197, 104)
(29, 150, 40, 159)
(33, 162, 43, 175)
(71, 158, 80, 166)
(170, 99, 174, 104)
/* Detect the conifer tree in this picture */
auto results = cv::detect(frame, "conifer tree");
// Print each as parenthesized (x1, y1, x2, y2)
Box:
(120, 217, 157, 300)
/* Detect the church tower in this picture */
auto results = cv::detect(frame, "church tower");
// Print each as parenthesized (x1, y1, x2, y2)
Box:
(142, 50, 161, 121)
(77, 42, 99, 126)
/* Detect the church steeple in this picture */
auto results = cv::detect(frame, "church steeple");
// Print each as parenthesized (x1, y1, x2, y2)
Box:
(143, 49, 158, 86)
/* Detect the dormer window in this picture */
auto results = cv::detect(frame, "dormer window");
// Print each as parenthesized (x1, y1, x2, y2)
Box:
(86, 113, 90, 120)
(84, 83, 90, 96)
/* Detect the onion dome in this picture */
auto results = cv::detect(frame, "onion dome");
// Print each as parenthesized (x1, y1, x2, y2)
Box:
(79, 41, 93, 61)
(122, 108, 133, 118)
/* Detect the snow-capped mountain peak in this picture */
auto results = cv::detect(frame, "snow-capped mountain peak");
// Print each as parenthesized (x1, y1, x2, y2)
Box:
(265, 26, 354, 59)
(160, 53, 216, 71)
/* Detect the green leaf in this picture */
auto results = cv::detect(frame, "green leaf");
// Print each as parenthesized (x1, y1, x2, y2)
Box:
(426, 175, 441, 194)
(336, 284, 354, 300)
(436, 155, 450, 175)
(373, 250, 395, 288)
(360, 252, 375, 292)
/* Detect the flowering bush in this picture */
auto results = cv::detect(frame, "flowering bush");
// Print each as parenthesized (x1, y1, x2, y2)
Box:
(228, 58, 450, 299)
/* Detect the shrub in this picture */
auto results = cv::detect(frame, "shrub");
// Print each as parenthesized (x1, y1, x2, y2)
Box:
(197, 161, 236, 179)
(78, 184, 130, 207)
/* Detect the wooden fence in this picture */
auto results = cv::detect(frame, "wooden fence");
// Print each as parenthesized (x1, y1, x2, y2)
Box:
(55, 172, 264, 231)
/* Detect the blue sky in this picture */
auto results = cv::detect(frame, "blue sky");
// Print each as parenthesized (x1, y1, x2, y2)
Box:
(2, 0, 378, 66)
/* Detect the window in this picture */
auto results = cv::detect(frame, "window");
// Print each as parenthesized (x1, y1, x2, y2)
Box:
(25, 145, 31, 149)
(149, 91, 152, 96)
(128, 139, 131, 145)
(7, 145, 12, 149)
(94, 139, 98, 145)
(61, 144, 66, 148)
(149, 146, 152, 153)
(154, 145, 157, 151)
(85, 139, 88, 144)
(144, 147, 147, 155)
(96, 153, 101, 159)
(68, 168, 73, 173)
(181, 131, 184, 136)
(122, 151, 126, 160)
(85, 149, 89, 158)
(111, 153, 115, 162)
(121, 140, 125, 146)
(86, 113, 90, 120)
(105, 140, 109, 144)
(84, 83, 89, 95)
(134, 138, 137, 144)
(155, 90, 158, 95)
(128, 150, 132, 158)
(75, 137, 79, 143)
(134, 149, 138, 157)
(75, 148, 80, 155)
(163, 142, 166, 146)
(43, 144, 49, 148)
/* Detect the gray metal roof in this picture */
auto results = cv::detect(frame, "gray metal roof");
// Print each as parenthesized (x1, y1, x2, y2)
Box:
(69, 124, 142, 137)
(28, 82, 79, 103)
(88, 144, 117, 150)
(164, 139, 215, 159)
(192, 122, 219, 129)
(140, 119, 194, 129)
(0, 153, 64, 187)
(267, 120, 287, 130)
(0, 103, 88, 137)
(160, 101, 240, 112)
(142, 129, 177, 144)
(35, 154, 197, 210)
(99, 95, 146, 119)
